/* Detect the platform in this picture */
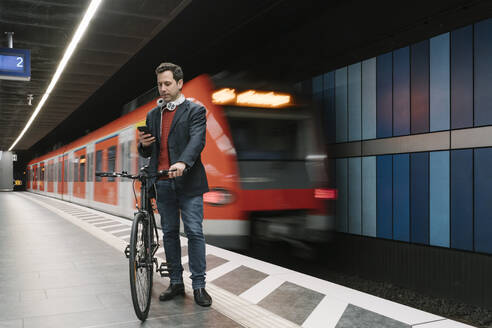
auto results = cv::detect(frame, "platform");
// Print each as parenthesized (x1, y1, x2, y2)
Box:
(0, 192, 475, 328)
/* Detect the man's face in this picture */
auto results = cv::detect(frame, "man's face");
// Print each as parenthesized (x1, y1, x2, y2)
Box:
(157, 70, 183, 102)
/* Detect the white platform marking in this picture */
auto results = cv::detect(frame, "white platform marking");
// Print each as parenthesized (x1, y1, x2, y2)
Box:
(239, 275, 286, 304)
(302, 296, 348, 328)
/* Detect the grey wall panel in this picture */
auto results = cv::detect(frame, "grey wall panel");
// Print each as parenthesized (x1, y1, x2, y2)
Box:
(362, 156, 377, 237)
(336, 158, 348, 232)
(474, 19, 492, 127)
(0, 151, 14, 191)
(430, 33, 451, 132)
(362, 58, 377, 140)
(336, 67, 348, 143)
(348, 63, 362, 142)
(451, 126, 492, 149)
(362, 132, 450, 156)
(393, 47, 411, 136)
(348, 157, 362, 234)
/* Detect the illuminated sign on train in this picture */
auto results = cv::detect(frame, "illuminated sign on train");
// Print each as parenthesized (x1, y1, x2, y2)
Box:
(212, 88, 292, 108)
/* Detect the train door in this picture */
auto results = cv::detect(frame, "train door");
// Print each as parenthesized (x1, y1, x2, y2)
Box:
(47, 159, 54, 193)
(73, 147, 87, 203)
(118, 128, 134, 215)
(39, 162, 45, 192)
(32, 164, 38, 190)
(94, 135, 119, 206)
(67, 151, 74, 202)
(53, 158, 58, 195)
(61, 153, 69, 199)
(27, 166, 31, 190)
(86, 143, 95, 206)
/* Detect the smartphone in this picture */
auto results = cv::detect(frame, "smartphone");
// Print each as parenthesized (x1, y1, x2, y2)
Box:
(137, 126, 152, 136)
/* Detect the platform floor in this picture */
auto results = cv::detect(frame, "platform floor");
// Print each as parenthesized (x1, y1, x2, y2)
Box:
(0, 192, 476, 328)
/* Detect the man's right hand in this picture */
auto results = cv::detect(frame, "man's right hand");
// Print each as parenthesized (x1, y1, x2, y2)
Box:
(138, 131, 156, 147)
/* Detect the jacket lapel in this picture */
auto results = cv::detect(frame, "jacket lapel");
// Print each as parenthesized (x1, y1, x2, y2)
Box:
(169, 100, 189, 135)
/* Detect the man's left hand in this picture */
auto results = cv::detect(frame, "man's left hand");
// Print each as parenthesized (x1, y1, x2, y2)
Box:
(168, 162, 186, 178)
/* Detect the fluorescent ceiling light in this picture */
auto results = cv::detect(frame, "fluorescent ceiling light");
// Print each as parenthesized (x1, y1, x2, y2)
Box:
(8, 0, 103, 151)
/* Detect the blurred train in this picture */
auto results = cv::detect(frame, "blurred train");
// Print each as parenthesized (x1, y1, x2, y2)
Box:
(26, 74, 335, 249)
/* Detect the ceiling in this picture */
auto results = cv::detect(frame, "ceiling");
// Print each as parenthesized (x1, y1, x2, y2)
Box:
(1, 0, 491, 157)
(0, 0, 190, 150)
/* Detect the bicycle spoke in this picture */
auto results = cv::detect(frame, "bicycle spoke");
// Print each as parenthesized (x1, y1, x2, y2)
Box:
(129, 214, 153, 321)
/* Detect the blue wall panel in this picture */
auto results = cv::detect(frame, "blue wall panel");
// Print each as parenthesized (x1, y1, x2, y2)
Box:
(336, 67, 348, 143)
(312, 75, 322, 93)
(362, 58, 377, 140)
(474, 19, 492, 127)
(411, 152, 429, 244)
(474, 148, 492, 254)
(411, 40, 430, 134)
(430, 151, 450, 247)
(377, 53, 393, 138)
(336, 158, 348, 233)
(377, 155, 393, 239)
(313, 75, 324, 140)
(349, 157, 362, 234)
(362, 156, 377, 237)
(323, 72, 336, 143)
(393, 47, 410, 136)
(430, 33, 450, 132)
(451, 25, 473, 129)
(393, 154, 410, 242)
(348, 63, 362, 141)
(450, 149, 473, 251)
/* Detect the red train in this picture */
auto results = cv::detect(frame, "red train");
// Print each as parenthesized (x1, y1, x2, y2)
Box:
(27, 74, 335, 248)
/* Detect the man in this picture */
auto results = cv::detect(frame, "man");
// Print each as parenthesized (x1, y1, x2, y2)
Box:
(138, 62, 211, 307)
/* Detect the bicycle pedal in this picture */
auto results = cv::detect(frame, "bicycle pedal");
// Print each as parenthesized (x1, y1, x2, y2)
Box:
(124, 245, 130, 259)
(157, 262, 170, 277)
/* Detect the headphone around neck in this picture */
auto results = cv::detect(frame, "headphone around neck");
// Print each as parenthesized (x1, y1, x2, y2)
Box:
(157, 94, 185, 111)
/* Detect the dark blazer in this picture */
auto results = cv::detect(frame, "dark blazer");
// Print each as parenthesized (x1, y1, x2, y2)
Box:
(138, 99, 209, 196)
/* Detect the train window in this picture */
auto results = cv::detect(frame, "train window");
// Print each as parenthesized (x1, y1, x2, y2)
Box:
(126, 141, 132, 172)
(87, 152, 93, 182)
(228, 118, 299, 160)
(68, 159, 72, 182)
(119, 142, 127, 173)
(64, 159, 68, 182)
(95, 150, 103, 182)
(73, 160, 79, 182)
(79, 155, 86, 182)
(58, 160, 62, 182)
(107, 146, 117, 182)
(40, 165, 45, 182)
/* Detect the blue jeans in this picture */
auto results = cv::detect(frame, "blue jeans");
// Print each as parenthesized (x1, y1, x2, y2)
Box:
(155, 180, 206, 289)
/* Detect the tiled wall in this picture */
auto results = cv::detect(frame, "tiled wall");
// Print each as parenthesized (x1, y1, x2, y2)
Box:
(311, 18, 492, 255)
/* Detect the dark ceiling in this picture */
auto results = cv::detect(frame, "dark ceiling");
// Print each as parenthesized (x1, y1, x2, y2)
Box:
(2, 0, 491, 161)
(0, 0, 189, 151)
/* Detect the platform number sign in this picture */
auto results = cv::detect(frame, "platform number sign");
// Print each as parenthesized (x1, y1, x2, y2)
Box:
(0, 48, 31, 81)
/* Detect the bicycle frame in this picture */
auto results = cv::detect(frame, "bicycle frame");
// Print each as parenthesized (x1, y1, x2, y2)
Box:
(96, 167, 172, 321)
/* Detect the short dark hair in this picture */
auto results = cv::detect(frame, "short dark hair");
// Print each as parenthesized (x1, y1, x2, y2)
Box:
(155, 62, 183, 82)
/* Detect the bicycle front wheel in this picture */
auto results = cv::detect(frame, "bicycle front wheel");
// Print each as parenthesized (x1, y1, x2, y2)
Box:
(129, 212, 153, 321)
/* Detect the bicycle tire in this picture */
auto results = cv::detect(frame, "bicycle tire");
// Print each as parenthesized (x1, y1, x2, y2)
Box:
(129, 212, 153, 321)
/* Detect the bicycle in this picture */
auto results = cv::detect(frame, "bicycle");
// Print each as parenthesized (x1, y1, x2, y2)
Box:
(96, 167, 174, 321)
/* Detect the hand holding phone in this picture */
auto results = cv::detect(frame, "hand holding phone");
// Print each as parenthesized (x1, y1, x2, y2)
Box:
(137, 126, 156, 147)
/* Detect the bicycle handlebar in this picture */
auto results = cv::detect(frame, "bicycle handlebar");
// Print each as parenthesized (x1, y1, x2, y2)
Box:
(95, 169, 177, 180)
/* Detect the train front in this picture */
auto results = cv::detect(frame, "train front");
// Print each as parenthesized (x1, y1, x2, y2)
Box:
(188, 74, 336, 250)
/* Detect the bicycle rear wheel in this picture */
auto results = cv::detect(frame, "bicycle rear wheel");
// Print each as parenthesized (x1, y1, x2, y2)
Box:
(129, 212, 153, 321)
